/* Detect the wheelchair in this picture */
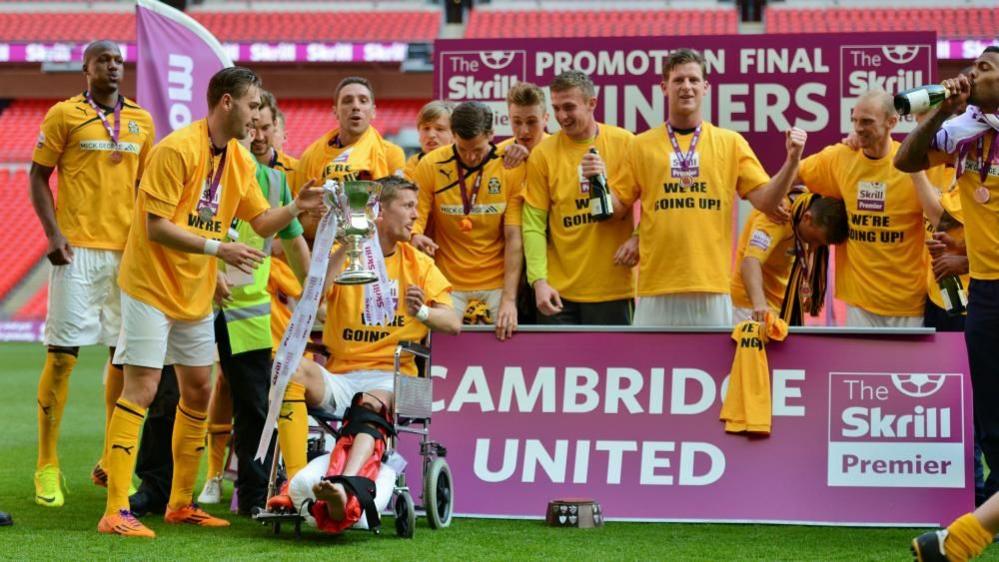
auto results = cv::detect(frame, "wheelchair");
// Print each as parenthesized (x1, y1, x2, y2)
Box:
(252, 340, 453, 539)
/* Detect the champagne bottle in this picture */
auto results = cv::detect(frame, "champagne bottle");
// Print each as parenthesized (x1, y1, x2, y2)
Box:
(894, 85, 949, 116)
(938, 273, 968, 317)
(587, 148, 614, 221)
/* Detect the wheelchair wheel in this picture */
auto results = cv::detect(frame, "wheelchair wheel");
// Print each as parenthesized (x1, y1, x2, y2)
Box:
(424, 457, 453, 529)
(394, 490, 416, 539)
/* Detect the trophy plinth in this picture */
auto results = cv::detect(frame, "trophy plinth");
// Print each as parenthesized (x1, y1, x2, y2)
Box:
(333, 180, 382, 286)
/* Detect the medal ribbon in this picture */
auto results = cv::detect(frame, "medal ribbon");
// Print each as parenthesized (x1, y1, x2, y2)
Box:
(256, 194, 339, 461)
(84, 91, 122, 149)
(977, 132, 999, 184)
(455, 162, 485, 216)
(666, 123, 702, 177)
(201, 146, 228, 212)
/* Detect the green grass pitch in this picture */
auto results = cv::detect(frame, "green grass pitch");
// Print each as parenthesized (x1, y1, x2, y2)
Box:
(0, 343, 991, 560)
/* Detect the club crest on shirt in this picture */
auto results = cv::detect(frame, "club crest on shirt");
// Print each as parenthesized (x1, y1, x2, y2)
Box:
(128, 120, 140, 135)
(333, 148, 353, 164)
(488, 177, 501, 194)
(749, 229, 772, 251)
(857, 181, 886, 212)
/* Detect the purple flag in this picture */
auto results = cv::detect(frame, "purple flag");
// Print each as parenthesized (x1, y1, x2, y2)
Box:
(136, 0, 232, 142)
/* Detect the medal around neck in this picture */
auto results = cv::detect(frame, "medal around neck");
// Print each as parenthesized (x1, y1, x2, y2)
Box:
(198, 204, 214, 223)
(332, 179, 382, 285)
(109, 149, 123, 164)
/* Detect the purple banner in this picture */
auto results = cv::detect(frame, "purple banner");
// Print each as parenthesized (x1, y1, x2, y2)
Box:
(0, 41, 407, 65)
(0, 320, 44, 342)
(937, 39, 999, 61)
(421, 329, 972, 525)
(136, 0, 232, 141)
(435, 33, 936, 172)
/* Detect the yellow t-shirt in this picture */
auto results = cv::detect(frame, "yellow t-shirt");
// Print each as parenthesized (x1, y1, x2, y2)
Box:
(289, 126, 402, 196)
(403, 152, 422, 181)
(730, 209, 795, 311)
(798, 141, 926, 316)
(523, 123, 635, 302)
(323, 242, 452, 376)
(921, 165, 970, 310)
(118, 120, 271, 321)
(619, 122, 770, 296)
(32, 93, 156, 250)
(411, 144, 525, 291)
(268, 257, 302, 353)
(930, 133, 999, 281)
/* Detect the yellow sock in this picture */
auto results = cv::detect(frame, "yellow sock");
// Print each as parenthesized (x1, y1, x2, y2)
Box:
(37, 351, 77, 469)
(944, 513, 994, 561)
(278, 381, 308, 481)
(105, 398, 146, 515)
(206, 423, 232, 478)
(167, 401, 208, 511)
(101, 363, 124, 468)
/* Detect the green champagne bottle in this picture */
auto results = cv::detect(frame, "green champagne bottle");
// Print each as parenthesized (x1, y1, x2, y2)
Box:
(894, 85, 949, 116)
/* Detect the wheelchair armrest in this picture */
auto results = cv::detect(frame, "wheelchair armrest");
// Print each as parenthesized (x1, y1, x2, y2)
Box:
(396, 341, 430, 360)
(307, 407, 341, 424)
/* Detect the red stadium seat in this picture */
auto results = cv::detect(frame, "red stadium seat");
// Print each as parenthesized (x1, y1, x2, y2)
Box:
(13, 283, 47, 321)
(0, 100, 51, 163)
(280, 99, 425, 157)
(0, 168, 47, 302)
(0, 11, 438, 42)
(465, 9, 739, 38)
(764, 6, 999, 39)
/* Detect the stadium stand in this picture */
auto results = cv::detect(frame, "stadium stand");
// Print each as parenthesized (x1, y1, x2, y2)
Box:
(765, 6, 999, 38)
(0, 99, 425, 161)
(465, 8, 738, 38)
(0, 168, 46, 302)
(0, 11, 438, 42)
(13, 283, 46, 320)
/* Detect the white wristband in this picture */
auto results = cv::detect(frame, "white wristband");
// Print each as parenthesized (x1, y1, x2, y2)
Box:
(204, 239, 221, 256)
(416, 304, 431, 323)
(287, 201, 302, 217)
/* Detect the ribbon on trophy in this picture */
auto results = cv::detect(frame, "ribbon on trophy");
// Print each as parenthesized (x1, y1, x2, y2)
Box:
(361, 204, 395, 327)
(255, 183, 340, 461)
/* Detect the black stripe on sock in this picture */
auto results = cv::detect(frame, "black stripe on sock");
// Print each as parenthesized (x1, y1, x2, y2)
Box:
(178, 404, 207, 422)
(115, 401, 145, 419)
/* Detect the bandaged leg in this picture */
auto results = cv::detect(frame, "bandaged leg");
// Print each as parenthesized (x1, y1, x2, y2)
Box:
(307, 392, 395, 534)
(289, 452, 396, 530)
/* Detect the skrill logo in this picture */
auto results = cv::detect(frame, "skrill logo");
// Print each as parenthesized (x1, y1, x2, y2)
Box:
(827, 372, 965, 488)
(439, 50, 527, 101)
(838, 44, 933, 133)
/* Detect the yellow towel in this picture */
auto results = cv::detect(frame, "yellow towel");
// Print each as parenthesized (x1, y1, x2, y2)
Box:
(720, 314, 788, 435)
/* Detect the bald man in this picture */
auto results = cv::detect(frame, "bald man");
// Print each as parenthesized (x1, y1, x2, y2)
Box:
(28, 40, 156, 506)
(796, 90, 927, 327)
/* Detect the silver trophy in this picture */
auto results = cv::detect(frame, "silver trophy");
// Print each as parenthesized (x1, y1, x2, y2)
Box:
(327, 179, 382, 285)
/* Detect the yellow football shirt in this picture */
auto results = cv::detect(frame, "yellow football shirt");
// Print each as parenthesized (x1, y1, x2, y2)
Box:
(32, 93, 156, 250)
(619, 122, 770, 297)
(523, 123, 635, 302)
(411, 144, 525, 291)
(730, 209, 795, 311)
(323, 242, 452, 376)
(920, 165, 970, 310)
(272, 149, 299, 175)
(798, 142, 926, 316)
(289, 126, 401, 196)
(930, 133, 999, 281)
(403, 152, 422, 181)
(118, 120, 271, 321)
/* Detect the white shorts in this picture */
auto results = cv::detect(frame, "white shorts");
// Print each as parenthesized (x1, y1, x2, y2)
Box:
(112, 292, 215, 369)
(320, 369, 395, 416)
(289, 452, 397, 530)
(634, 293, 733, 327)
(451, 289, 502, 323)
(732, 306, 753, 324)
(845, 305, 923, 329)
(44, 247, 122, 347)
